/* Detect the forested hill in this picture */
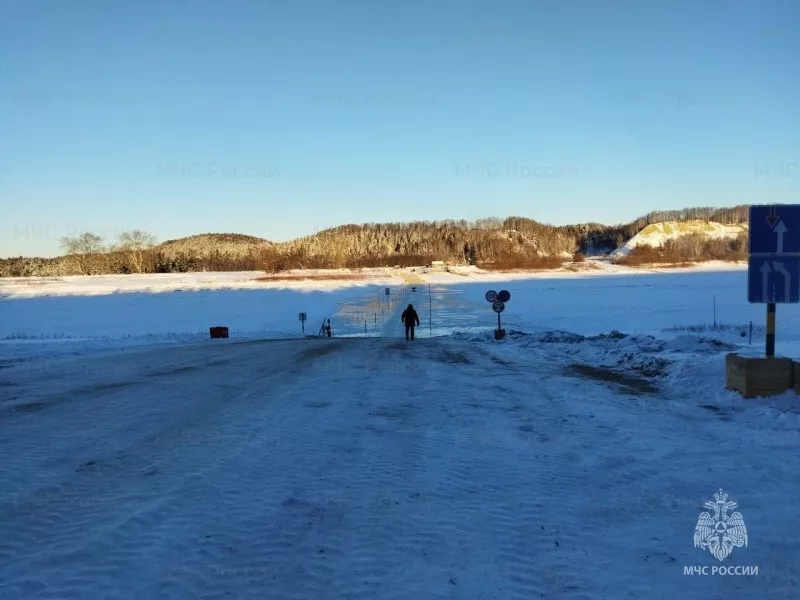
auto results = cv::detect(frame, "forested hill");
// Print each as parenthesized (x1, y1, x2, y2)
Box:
(273, 205, 748, 268)
(1, 205, 749, 276)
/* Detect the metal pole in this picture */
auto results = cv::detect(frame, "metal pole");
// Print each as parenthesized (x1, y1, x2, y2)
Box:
(497, 312, 501, 330)
(429, 284, 432, 338)
(713, 295, 716, 328)
(766, 303, 776, 357)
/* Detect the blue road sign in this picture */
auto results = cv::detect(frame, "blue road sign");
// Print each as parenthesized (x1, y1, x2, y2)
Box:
(748, 205, 800, 303)
(748, 256, 800, 303)
(749, 204, 800, 255)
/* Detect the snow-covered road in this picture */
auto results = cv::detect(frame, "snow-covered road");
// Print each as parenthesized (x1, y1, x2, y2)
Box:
(1, 333, 797, 598)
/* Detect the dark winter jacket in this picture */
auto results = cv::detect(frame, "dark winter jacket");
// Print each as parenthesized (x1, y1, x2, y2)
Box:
(401, 305, 420, 327)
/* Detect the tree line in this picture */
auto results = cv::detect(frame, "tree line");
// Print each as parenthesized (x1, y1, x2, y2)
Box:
(0, 205, 752, 277)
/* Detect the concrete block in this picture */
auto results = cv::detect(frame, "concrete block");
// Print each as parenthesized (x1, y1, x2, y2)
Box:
(725, 353, 793, 398)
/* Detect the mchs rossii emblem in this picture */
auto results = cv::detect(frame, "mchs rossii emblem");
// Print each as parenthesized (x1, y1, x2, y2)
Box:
(693, 489, 748, 561)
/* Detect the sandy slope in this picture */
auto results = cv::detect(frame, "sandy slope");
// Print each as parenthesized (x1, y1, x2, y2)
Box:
(0, 333, 797, 599)
(611, 221, 747, 257)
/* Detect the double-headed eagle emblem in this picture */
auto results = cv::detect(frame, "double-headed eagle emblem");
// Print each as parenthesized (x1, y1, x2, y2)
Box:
(693, 489, 748, 561)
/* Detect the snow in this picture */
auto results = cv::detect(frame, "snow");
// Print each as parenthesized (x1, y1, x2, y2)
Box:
(611, 221, 747, 257)
(1, 265, 799, 598)
(0, 270, 401, 299)
(0, 260, 748, 300)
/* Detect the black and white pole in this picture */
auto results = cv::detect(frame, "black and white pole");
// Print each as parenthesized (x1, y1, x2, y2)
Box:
(766, 303, 776, 357)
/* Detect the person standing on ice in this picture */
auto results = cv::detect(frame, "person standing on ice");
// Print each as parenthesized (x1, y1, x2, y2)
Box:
(401, 303, 420, 341)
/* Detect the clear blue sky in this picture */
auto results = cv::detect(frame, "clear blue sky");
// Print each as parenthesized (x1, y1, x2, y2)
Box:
(1, 0, 798, 257)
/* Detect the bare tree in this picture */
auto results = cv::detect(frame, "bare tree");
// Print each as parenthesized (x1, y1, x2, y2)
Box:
(59, 232, 106, 274)
(115, 230, 157, 273)
(59, 232, 105, 255)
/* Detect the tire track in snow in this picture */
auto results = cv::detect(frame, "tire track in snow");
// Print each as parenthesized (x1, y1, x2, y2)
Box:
(0, 339, 351, 598)
(2, 334, 797, 598)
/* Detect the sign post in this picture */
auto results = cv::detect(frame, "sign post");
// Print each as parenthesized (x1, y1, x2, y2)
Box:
(486, 289, 511, 340)
(298, 312, 307, 334)
(748, 205, 800, 357)
(492, 300, 505, 329)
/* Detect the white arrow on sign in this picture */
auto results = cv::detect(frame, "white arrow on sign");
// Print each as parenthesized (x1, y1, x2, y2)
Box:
(761, 261, 772, 301)
(774, 261, 791, 303)
(774, 220, 788, 253)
